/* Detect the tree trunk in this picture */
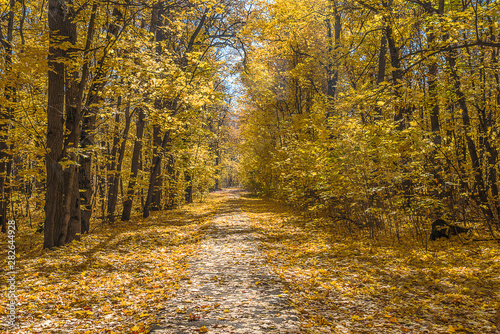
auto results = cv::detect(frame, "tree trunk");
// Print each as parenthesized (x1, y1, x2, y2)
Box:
(185, 170, 193, 203)
(385, 22, 405, 129)
(77, 1, 109, 232)
(325, 0, 341, 114)
(143, 130, 171, 218)
(45, 0, 98, 246)
(151, 124, 163, 211)
(213, 149, 220, 191)
(0, 0, 15, 232)
(373, 33, 387, 119)
(107, 101, 131, 222)
(107, 98, 121, 210)
(164, 154, 176, 208)
(79, 110, 95, 234)
(446, 50, 494, 221)
(383, 2, 414, 208)
(45, 0, 74, 248)
(426, 0, 444, 144)
(143, 1, 169, 218)
(122, 109, 145, 221)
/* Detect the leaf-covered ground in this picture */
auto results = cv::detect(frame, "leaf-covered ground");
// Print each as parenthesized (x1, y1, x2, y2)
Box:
(242, 197, 500, 333)
(149, 189, 299, 333)
(2, 189, 500, 333)
(1, 199, 219, 333)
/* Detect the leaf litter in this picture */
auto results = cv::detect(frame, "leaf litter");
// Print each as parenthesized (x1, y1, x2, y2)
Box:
(2, 189, 499, 333)
(243, 197, 500, 334)
(149, 189, 300, 333)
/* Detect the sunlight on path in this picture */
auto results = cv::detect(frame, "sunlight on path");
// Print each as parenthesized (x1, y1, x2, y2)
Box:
(149, 189, 300, 333)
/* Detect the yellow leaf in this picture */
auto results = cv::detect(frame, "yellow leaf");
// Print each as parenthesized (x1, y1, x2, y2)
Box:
(199, 326, 209, 333)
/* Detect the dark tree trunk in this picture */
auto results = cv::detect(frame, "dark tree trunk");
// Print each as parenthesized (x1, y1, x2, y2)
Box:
(425, 0, 444, 145)
(325, 0, 341, 114)
(376, 34, 387, 85)
(107, 102, 131, 222)
(122, 109, 145, 221)
(209, 139, 220, 192)
(373, 33, 387, 119)
(0, 0, 15, 232)
(213, 152, 220, 191)
(45, 0, 98, 247)
(45, 0, 76, 248)
(185, 170, 193, 203)
(383, 1, 414, 208)
(149, 2, 167, 211)
(151, 124, 163, 211)
(143, 130, 171, 218)
(63, 13, 83, 243)
(106, 98, 121, 221)
(78, 2, 109, 231)
(164, 154, 176, 208)
(385, 23, 405, 130)
(143, 2, 169, 218)
(446, 50, 494, 221)
(79, 110, 96, 234)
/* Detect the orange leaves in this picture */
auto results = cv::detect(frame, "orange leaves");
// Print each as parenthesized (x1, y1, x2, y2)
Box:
(130, 324, 146, 333)
(7, 202, 216, 334)
(196, 326, 209, 333)
(246, 197, 500, 334)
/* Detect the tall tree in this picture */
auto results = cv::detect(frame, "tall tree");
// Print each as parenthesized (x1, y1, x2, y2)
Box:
(0, 0, 15, 232)
(45, 0, 77, 248)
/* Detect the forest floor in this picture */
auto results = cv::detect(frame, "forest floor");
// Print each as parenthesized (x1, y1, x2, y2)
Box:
(1, 189, 500, 333)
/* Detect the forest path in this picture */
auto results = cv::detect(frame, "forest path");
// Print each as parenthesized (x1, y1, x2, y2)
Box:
(149, 189, 301, 334)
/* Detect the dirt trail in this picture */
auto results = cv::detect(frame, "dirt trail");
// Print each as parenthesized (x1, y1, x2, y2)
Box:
(149, 189, 300, 333)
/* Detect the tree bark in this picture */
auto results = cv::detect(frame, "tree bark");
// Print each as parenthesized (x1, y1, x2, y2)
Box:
(121, 109, 145, 221)
(185, 170, 193, 203)
(79, 110, 95, 234)
(374, 32, 387, 119)
(385, 21, 405, 129)
(78, 1, 111, 231)
(63, 11, 82, 243)
(425, 0, 444, 145)
(164, 154, 176, 208)
(446, 50, 494, 221)
(45, 0, 98, 247)
(107, 102, 131, 222)
(45, 0, 72, 248)
(143, 130, 171, 218)
(325, 0, 341, 116)
(213, 146, 220, 191)
(0, 0, 15, 232)
(151, 124, 163, 211)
